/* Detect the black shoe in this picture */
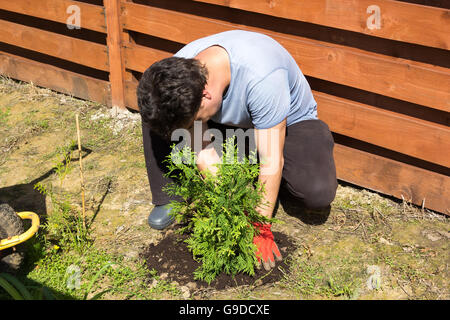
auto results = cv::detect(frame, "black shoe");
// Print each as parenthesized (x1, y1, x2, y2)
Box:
(147, 204, 175, 230)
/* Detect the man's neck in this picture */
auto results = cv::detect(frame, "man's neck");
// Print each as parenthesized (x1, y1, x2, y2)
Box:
(195, 45, 231, 97)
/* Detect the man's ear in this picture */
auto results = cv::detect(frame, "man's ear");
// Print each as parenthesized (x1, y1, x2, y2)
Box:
(202, 89, 211, 100)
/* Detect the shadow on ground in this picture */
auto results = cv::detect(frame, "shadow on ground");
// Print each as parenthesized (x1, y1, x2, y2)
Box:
(276, 186, 331, 225)
(0, 146, 92, 216)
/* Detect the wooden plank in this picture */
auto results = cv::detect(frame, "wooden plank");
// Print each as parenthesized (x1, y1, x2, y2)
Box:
(124, 79, 138, 110)
(0, 0, 106, 33)
(0, 51, 111, 106)
(194, 0, 450, 50)
(123, 44, 170, 74)
(105, 0, 125, 108)
(315, 91, 450, 168)
(334, 143, 449, 215)
(120, 0, 134, 83)
(121, 3, 450, 112)
(0, 19, 108, 71)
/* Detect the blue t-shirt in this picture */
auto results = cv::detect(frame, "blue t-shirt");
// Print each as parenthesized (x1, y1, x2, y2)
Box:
(174, 30, 317, 129)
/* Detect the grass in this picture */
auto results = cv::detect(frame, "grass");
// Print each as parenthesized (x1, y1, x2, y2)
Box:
(24, 245, 151, 299)
(0, 105, 10, 126)
(280, 237, 367, 299)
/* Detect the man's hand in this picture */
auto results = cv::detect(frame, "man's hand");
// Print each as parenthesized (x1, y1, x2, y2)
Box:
(253, 223, 282, 270)
(188, 120, 221, 175)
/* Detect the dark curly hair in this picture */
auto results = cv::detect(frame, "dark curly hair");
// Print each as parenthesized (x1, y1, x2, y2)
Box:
(137, 57, 208, 139)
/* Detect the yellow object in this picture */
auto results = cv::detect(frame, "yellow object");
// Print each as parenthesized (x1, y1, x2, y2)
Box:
(0, 211, 40, 251)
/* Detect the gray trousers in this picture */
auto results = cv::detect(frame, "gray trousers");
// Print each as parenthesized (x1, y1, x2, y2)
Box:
(142, 119, 337, 210)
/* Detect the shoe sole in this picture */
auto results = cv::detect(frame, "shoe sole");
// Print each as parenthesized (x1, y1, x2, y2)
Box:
(148, 217, 174, 230)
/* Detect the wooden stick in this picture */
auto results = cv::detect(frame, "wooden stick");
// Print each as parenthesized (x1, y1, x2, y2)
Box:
(75, 114, 86, 229)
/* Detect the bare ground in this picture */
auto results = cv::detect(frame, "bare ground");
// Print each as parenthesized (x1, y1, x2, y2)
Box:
(0, 77, 448, 300)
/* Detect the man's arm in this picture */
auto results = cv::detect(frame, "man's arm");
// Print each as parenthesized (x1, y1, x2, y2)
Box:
(187, 121, 221, 175)
(252, 119, 286, 270)
(254, 119, 286, 219)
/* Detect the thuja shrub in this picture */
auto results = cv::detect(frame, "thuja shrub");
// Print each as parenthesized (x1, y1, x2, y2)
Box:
(164, 138, 274, 284)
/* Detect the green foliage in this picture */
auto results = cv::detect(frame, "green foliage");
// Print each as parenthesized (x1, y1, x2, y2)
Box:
(33, 141, 90, 253)
(52, 140, 77, 186)
(164, 138, 274, 284)
(34, 182, 91, 253)
(0, 273, 55, 300)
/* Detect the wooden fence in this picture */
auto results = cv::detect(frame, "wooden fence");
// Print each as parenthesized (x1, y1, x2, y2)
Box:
(0, 0, 449, 214)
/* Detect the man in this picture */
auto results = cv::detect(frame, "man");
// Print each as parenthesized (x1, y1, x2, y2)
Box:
(137, 30, 337, 270)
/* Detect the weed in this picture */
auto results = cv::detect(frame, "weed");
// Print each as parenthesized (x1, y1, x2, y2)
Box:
(0, 106, 11, 126)
(81, 112, 120, 151)
(51, 140, 77, 186)
(283, 256, 362, 299)
(285, 258, 325, 297)
(325, 273, 357, 298)
(22, 110, 51, 132)
(34, 182, 91, 253)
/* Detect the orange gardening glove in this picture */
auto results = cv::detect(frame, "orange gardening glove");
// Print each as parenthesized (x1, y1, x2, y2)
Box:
(253, 223, 282, 271)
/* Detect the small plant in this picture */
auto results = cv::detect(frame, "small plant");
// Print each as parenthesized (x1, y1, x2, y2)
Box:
(34, 182, 90, 253)
(326, 275, 355, 298)
(52, 140, 77, 187)
(164, 138, 274, 284)
(33, 140, 90, 252)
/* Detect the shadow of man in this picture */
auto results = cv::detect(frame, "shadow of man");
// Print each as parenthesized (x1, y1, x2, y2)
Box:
(276, 185, 331, 225)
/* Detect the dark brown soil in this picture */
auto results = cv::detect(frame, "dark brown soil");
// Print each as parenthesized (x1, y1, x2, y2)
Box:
(141, 230, 296, 290)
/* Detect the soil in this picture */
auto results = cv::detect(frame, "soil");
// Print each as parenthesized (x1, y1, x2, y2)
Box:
(141, 229, 296, 290)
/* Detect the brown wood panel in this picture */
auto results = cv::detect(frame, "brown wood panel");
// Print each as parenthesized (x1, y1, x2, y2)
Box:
(105, 0, 125, 108)
(0, 19, 108, 71)
(334, 143, 449, 215)
(0, 0, 106, 33)
(121, 3, 450, 112)
(120, 0, 135, 83)
(123, 44, 170, 73)
(315, 91, 450, 168)
(0, 51, 111, 105)
(194, 0, 450, 50)
(125, 79, 139, 110)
